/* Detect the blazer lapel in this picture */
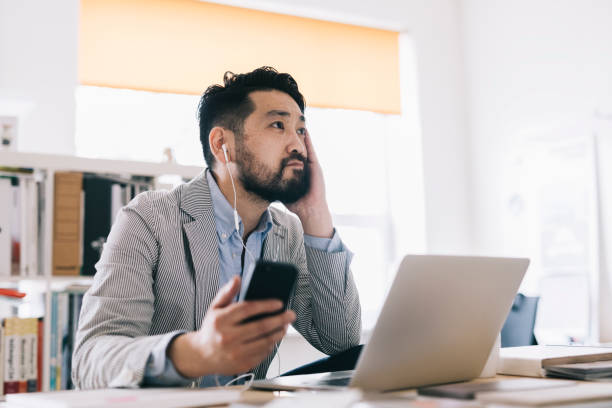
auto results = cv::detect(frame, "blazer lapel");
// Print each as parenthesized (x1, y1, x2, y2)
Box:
(181, 171, 220, 330)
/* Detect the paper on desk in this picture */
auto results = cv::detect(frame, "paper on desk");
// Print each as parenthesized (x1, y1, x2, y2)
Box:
(260, 389, 362, 408)
(476, 382, 612, 406)
(353, 399, 482, 408)
(5, 387, 241, 408)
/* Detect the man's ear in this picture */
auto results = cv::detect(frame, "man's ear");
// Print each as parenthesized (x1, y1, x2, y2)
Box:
(209, 127, 231, 164)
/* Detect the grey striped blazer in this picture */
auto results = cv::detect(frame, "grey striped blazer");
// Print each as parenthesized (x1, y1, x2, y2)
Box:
(72, 171, 361, 389)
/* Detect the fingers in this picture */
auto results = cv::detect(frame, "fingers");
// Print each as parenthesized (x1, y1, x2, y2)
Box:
(304, 130, 318, 163)
(239, 310, 296, 342)
(211, 276, 241, 309)
(217, 299, 284, 326)
(239, 324, 288, 358)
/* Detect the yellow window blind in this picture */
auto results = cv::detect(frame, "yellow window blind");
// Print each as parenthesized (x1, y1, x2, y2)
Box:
(79, 0, 400, 114)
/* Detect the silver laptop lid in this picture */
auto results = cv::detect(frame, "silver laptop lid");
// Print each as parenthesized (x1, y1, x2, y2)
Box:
(351, 255, 528, 391)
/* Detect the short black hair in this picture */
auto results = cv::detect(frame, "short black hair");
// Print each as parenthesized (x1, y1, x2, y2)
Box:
(197, 66, 305, 167)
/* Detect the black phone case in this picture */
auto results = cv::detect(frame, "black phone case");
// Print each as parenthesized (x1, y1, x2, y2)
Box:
(242, 261, 298, 323)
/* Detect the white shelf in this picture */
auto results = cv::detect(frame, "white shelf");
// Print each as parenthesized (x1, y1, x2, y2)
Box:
(0, 276, 95, 283)
(0, 151, 199, 392)
(0, 151, 202, 179)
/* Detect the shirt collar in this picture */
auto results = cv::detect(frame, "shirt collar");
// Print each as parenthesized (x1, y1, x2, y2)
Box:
(206, 169, 273, 243)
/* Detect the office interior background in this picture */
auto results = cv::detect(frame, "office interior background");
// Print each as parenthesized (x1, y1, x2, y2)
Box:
(1, 0, 612, 374)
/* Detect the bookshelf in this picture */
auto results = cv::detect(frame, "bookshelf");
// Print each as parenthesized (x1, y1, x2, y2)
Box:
(0, 151, 201, 393)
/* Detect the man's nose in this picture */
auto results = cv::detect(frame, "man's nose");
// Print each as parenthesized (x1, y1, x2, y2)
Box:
(287, 130, 306, 155)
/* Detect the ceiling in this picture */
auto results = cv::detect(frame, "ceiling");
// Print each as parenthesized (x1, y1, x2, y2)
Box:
(201, 0, 443, 31)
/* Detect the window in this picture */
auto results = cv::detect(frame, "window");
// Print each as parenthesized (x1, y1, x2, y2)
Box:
(75, 85, 416, 328)
(501, 130, 594, 343)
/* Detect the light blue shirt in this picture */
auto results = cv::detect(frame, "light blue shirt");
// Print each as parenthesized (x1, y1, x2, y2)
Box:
(143, 169, 346, 386)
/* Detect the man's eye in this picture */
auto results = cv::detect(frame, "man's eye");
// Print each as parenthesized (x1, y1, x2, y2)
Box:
(272, 121, 284, 129)
(297, 128, 306, 136)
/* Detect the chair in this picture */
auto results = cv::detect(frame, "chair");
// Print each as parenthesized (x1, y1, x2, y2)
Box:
(501, 293, 539, 347)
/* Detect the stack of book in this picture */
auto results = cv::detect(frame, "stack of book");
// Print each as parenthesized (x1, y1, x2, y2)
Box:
(545, 360, 612, 380)
(53, 172, 153, 277)
(0, 169, 45, 278)
(1, 317, 43, 395)
(499, 345, 612, 378)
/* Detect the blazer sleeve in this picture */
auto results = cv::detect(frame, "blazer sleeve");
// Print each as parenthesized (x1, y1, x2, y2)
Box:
(288, 221, 362, 355)
(71, 193, 182, 389)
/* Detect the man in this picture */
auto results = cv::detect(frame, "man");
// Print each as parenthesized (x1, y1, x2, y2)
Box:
(72, 67, 361, 389)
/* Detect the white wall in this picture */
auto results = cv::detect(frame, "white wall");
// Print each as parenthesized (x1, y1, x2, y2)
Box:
(462, 0, 612, 256)
(216, 0, 473, 254)
(0, 0, 79, 155)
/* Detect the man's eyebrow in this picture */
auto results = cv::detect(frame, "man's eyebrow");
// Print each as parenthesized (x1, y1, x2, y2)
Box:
(266, 110, 306, 123)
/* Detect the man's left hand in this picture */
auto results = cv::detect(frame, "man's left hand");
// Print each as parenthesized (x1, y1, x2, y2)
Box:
(286, 130, 334, 238)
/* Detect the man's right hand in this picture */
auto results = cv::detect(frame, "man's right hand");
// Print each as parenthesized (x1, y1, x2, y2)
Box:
(168, 276, 296, 378)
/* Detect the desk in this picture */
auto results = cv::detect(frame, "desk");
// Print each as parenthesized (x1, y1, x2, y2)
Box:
(217, 375, 574, 407)
(1, 376, 608, 407)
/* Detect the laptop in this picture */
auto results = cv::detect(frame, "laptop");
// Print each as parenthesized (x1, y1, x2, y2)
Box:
(252, 255, 529, 392)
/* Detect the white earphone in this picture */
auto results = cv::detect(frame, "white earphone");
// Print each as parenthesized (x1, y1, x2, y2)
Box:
(221, 143, 241, 233)
(221, 143, 230, 163)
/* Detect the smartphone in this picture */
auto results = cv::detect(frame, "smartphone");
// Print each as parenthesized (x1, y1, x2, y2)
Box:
(242, 261, 298, 323)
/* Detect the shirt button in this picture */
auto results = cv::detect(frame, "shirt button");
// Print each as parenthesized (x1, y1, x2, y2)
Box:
(222, 233, 227, 239)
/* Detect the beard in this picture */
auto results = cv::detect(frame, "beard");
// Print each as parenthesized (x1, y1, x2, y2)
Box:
(236, 144, 310, 205)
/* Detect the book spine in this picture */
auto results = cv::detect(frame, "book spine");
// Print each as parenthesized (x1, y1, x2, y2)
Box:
(56, 292, 68, 390)
(3, 317, 19, 394)
(10, 178, 20, 276)
(36, 179, 45, 276)
(26, 318, 37, 392)
(61, 293, 74, 390)
(36, 318, 42, 392)
(0, 319, 4, 395)
(19, 178, 28, 277)
(49, 292, 57, 391)
(52, 172, 83, 276)
(26, 178, 39, 277)
(18, 318, 27, 393)
(0, 177, 11, 276)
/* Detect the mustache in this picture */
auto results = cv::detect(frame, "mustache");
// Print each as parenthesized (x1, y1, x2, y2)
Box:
(281, 153, 307, 168)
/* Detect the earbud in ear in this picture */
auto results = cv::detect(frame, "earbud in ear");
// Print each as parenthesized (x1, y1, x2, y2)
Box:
(221, 143, 229, 163)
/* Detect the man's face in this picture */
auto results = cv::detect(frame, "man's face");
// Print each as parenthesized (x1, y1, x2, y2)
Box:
(234, 90, 310, 204)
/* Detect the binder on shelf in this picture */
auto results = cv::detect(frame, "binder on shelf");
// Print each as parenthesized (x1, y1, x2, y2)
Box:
(17, 318, 27, 393)
(10, 177, 20, 276)
(81, 176, 113, 276)
(36, 317, 43, 392)
(25, 318, 38, 392)
(56, 292, 68, 390)
(24, 178, 39, 277)
(53, 172, 83, 276)
(47, 287, 89, 391)
(49, 292, 58, 391)
(0, 321, 3, 395)
(0, 177, 11, 276)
